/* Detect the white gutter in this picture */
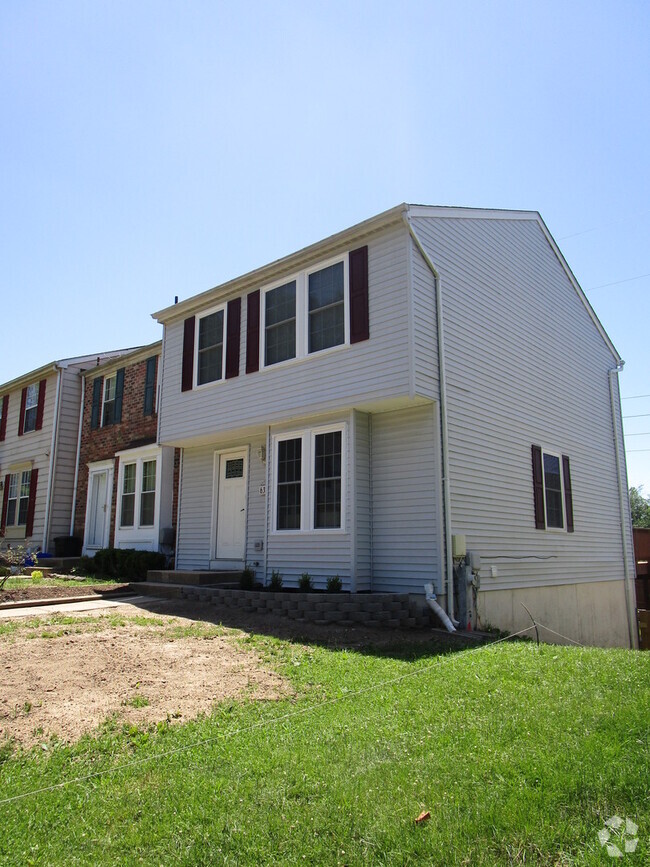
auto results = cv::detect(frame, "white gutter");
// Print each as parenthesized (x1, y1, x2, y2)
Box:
(42, 369, 62, 551)
(403, 211, 455, 622)
(608, 365, 639, 649)
(69, 373, 86, 535)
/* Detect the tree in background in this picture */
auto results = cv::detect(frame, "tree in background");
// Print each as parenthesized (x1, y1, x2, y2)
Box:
(629, 486, 650, 528)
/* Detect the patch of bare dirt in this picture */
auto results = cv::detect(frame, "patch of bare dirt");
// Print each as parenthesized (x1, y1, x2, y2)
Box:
(0, 618, 291, 748)
(0, 582, 130, 603)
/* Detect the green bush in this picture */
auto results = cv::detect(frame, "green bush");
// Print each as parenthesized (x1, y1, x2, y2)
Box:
(239, 567, 255, 590)
(298, 572, 312, 591)
(83, 549, 166, 581)
(326, 575, 342, 593)
(269, 570, 283, 591)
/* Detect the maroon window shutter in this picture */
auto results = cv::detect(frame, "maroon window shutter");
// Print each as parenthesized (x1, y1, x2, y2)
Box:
(25, 468, 38, 538)
(0, 474, 10, 535)
(18, 387, 27, 436)
(532, 445, 545, 530)
(0, 395, 8, 441)
(225, 298, 241, 379)
(246, 290, 260, 374)
(349, 245, 369, 344)
(181, 317, 196, 392)
(35, 378, 47, 431)
(562, 455, 574, 533)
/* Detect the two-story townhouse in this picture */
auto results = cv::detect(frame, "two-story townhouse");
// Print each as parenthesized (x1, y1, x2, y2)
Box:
(73, 342, 178, 556)
(153, 204, 637, 648)
(0, 351, 133, 553)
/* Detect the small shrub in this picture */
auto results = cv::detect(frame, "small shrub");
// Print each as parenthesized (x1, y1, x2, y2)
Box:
(83, 549, 166, 581)
(326, 575, 342, 593)
(269, 570, 283, 591)
(298, 572, 312, 591)
(239, 567, 255, 590)
(76, 555, 97, 576)
(30, 570, 44, 580)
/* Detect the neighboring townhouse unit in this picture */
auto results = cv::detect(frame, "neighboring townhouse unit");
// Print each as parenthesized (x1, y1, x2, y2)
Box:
(0, 352, 133, 553)
(73, 342, 178, 556)
(153, 204, 637, 648)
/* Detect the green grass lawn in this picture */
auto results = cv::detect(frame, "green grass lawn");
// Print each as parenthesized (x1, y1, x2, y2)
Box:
(1, 574, 122, 591)
(0, 631, 647, 866)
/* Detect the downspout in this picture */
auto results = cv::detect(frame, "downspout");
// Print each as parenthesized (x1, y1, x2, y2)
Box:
(403, 210, 455, 622)
(608, 365, 639, 648)
(43, 368, 63, 552)
(69, 373, 86, 535)
(263, 426, 270, 585)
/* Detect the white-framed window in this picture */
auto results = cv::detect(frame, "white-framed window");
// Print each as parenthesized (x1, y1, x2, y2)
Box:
(542, 451, 565, 530)
(261, 255, 349, 369)
(273, 424, 345, 532)
(24, 384, 39, 433)
(195, 303, 226, 386)
(119, 458, 158, 528)
(102, 374, 117, 427)
(6, 470, 31, 526)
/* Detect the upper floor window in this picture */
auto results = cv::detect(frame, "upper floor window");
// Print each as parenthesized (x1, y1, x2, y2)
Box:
(102, 375, 117, 426)
(196, 306, 225, 386)
(23, 384, 38, 433)
(261, 257, 349, 369)
(531, 445, 574, 532)
(91, 369, 125, 430)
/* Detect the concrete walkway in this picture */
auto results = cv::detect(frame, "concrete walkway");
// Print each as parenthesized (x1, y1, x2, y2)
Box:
(0, 594, 172, 619)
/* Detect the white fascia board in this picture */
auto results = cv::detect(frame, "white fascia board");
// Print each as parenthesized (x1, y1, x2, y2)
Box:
(152, 204, 408, 325)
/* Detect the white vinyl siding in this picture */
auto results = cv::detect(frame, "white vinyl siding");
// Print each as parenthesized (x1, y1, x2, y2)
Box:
(371, 405, 441, 595)
(411, 214, 628, 592)
(158, 226, 411, 445)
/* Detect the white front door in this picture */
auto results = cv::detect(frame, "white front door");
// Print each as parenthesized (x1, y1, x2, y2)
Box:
(215, 450, 248, 561)
(83, 464, 113, 554)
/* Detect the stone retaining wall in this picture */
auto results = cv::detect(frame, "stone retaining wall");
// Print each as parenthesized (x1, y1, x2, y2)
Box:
(179, 586, 433, 629)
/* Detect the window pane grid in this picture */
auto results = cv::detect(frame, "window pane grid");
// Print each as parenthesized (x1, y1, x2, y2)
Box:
(314, 432, 342, 528)
(121, 463, 136, 527)
(197, 310, 224, 385)
(265, 282, 296, 366)
(308, 263, 344, 354)
(277, 438, 302, 529)
(543, 454, 564, 529)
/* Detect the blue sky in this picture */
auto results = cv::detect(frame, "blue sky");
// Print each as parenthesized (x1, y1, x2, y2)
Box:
(2, 0, 649, 488)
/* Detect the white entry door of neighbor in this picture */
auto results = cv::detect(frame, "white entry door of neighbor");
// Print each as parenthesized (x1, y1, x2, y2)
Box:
(215, 450, 248, 561)
(84, 465, 112, 553)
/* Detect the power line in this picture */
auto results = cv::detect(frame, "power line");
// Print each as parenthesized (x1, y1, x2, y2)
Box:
(622, 394, 650, 401)
(627, 449, 650, 453)
(586, 272, 650, 292)
(557, 208, 650, 241)
(625, 432, 650, 437)
(0, 625, 536, 806)
(623, 413, 650, 419)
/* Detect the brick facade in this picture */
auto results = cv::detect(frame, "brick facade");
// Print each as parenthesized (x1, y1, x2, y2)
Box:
(74, 353, 179, 548)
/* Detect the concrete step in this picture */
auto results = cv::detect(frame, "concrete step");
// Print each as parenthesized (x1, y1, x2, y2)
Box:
(146, 570, 242, 586)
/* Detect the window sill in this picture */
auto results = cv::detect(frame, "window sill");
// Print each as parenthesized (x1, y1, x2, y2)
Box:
(260, 340, 350, 373)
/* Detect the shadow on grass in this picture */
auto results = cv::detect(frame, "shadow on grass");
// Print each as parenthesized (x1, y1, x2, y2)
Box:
(122, 593, 490, 661)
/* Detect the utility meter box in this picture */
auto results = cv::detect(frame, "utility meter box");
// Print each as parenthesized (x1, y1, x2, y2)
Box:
(451, 534, 467, 559)
(468, 550, 481, 571)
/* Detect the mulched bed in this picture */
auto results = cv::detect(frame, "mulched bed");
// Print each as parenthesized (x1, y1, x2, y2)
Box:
(0, 583, 131, 604)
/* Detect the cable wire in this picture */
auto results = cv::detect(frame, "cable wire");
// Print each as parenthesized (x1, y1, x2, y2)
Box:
(0, 625, 535, 806)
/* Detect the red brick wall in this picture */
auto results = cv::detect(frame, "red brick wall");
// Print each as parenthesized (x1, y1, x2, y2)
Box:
(74, 355, 178, 546)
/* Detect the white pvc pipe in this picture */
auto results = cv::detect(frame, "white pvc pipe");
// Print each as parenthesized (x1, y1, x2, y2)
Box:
(424, 583, 456, 632)
(405, 212, 455, 623)
(42, 368, 62, 552)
